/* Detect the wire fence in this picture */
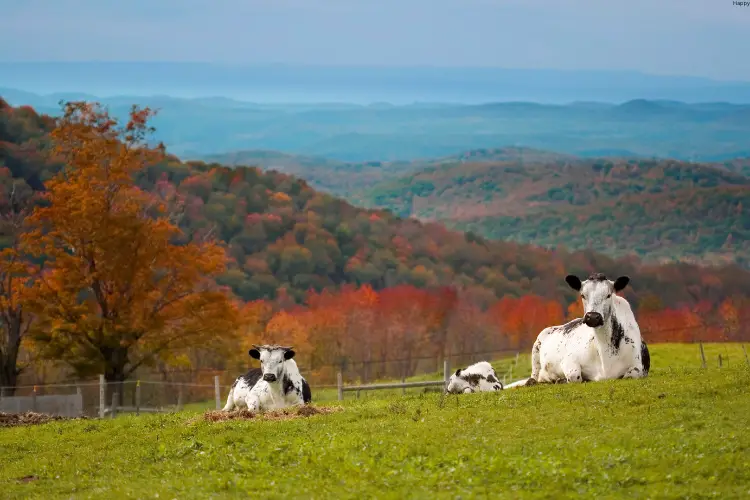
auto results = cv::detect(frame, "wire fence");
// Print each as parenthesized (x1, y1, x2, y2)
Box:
(2, 340, 748, 419)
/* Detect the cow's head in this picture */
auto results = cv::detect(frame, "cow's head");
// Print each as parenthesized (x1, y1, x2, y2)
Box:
(565, 273, 629, 328)
(445, 368, 475, 394)
(249, 344, 296, 383)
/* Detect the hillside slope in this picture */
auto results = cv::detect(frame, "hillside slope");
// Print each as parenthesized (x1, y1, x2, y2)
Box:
(2, 355, 749, 498)
(353, 155, 750, 268)
(3, 98, 750, 311)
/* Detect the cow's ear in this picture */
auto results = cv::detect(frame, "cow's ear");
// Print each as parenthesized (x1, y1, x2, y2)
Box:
(284, 349, 296, 360)
(565, 275, 582, 291)
(249, 349, 260, 359)
(454, 368, 461, 377)
(613, 276, 630, 292)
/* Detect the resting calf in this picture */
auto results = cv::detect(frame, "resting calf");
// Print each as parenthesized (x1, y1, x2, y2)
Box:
(446, 361, 504, 394)
(222, 345, 312, 412)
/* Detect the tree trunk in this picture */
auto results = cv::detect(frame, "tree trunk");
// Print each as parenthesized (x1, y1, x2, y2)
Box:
(102, 346, 129, 406)
(0, 315, 23, 396)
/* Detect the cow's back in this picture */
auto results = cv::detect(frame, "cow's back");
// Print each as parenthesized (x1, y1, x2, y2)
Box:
(241, 367, 263, 388)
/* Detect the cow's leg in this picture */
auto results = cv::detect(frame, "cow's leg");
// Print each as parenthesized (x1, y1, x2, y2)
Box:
(562, 359, 584, 383)
(244, 394, 261, 412)
(622, 366, 644, 379)
(221, 387, 235, 412)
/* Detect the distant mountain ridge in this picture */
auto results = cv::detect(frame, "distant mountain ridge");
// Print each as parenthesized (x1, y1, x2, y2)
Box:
(3, 87, 750, 162)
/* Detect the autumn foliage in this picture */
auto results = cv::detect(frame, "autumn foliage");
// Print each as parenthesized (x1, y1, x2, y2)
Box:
(2, 99, 750, 390)
(19, 103, 239, 394)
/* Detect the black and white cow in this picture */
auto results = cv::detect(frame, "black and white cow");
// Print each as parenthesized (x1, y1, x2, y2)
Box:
(446, 361, 504, 394)
(526, 273, 650, 385)
(222, 344, 312, 412)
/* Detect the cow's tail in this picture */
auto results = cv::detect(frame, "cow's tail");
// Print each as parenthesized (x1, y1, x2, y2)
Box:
(641, 341, 651, 376)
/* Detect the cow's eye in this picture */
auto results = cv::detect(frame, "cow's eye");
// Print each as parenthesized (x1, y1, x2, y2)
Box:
(607, 294, 612, 299)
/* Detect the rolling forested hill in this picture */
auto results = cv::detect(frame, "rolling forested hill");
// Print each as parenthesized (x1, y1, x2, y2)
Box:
(3, 98, 750, 312)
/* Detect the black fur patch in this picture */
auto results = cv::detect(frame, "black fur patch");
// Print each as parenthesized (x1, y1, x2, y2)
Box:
(610, 316, 625, 353)
(302, 379, 312, 403)
(462, 373, 485, 386)
(241, 368, 262, 387)
(282, 374, 298, 395)
(623, 336, 634, 345)
(559, 318, 584, 336)
(641, 341, 651, 374)
(493, 384, 502, 390)
(487, 374, 498, 383)
(588, 273, 608, 281)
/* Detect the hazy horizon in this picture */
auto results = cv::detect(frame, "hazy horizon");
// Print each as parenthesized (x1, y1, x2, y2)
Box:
(1, 0, 748, 80)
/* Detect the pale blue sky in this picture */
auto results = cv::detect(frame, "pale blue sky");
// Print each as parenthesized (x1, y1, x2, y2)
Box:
(1, 0, 748, 80)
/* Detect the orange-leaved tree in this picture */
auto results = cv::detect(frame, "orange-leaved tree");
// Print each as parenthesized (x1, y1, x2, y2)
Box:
(0, 170, 38, 394)
(21, 102, 239, 400)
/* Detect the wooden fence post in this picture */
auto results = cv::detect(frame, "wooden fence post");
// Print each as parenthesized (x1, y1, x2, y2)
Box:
(699, 342, 707, 369)
(401, 376, 406, 396)
(443, 359, 450, 390)
(99, 374, 105, 418)
(31, 386, 38, 413)
(742, 345, 749, 367)
(135, 381, 141, 416)
(0, 386, 6, 400)
(177, 385, 184, 411)
(337, 372, 343, 401)
(110, 392, 118, 419)
(718, 354, 723, 368)
(214, 376, 221, 410)
(76, 386, 83, 417)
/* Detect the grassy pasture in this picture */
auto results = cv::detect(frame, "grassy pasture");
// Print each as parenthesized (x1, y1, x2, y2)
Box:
(1, 343, 749, 499)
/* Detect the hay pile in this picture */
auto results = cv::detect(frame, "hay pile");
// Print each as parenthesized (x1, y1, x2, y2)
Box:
(0, 411, 80, 428)
(203, 404, 343, 422)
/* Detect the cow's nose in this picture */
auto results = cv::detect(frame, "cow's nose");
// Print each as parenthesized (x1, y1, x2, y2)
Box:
(584, 312, 604, 327)
(263, 373, 277, 382)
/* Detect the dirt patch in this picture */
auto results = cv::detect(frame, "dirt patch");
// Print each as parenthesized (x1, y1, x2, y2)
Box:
(0, 411, 84, 428)
(203, 405, 343, 423)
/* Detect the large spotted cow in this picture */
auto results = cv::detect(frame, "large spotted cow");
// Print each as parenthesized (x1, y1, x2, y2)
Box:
(446, 361, 504, 394)
(526, 273, 650, 385)
(222, 345, 312, 412)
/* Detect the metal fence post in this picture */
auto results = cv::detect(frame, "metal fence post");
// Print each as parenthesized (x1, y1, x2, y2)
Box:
(177, 385, 184, 411)
(31, 386, 38, 413)
(135, 381, 141, 416)
(99, 374, 105, 418)
(337, 372, 343, 401)
(111, 392, 118, 419)
(214, 376, 221, 410)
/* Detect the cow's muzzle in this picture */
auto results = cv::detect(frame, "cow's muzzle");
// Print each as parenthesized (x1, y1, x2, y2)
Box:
(263, 373, 277, 382)
(584, 312, 604, 328)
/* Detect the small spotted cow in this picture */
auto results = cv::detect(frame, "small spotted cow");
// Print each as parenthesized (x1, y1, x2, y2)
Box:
(222, 344, 312, 412)
(526, 273, 650, 385)
(446, 361, 504, 394)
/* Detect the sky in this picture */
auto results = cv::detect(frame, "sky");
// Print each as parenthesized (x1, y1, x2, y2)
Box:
(0, 0, 748, 81)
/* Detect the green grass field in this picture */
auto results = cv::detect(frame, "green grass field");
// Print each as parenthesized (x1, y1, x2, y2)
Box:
(1, 343, 749, 499)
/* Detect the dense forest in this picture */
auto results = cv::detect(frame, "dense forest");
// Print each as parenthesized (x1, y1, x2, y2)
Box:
(2, 99, 750, 387)
(4, 99, 750, 308)
(344, 152, 750, 268)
